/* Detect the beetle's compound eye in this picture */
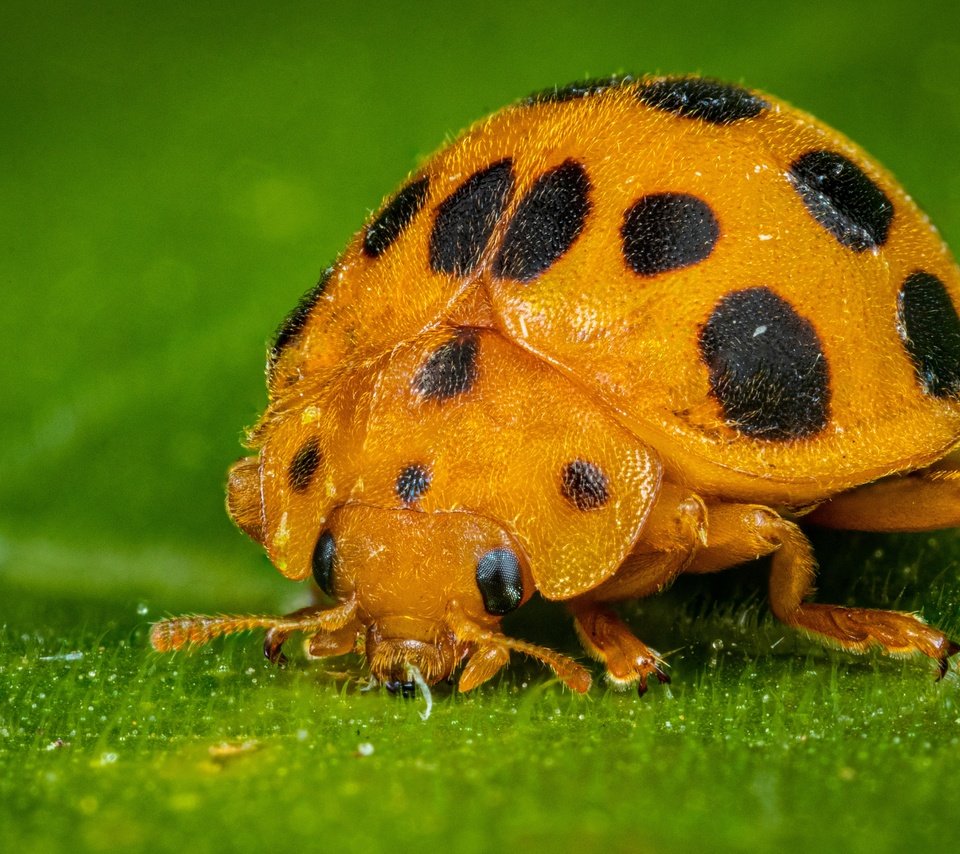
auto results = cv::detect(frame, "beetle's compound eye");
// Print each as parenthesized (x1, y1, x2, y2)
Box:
(312, 530, 337, 596)
(475, 548, 523, 616)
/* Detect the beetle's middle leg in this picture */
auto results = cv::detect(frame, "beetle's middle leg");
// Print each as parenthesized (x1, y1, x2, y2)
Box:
(693, 503, 960, 676)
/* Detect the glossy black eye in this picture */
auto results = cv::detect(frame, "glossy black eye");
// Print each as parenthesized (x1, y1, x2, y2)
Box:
(312, 530, 337, 596)
(475, 548, 523, 616)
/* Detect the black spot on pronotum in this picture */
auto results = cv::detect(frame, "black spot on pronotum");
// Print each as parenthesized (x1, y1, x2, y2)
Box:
(475, 549, 524, 616)
(429, 159, 514, 276)
(525, 75, 634, 105)
(699, 286, 830, 440)
(560, 459, 609, 511)
(288, 439, 322, 493)
(362, 176, 430, 258)
(898, 271, 960, 398)
(312, 530, 337, 597)
(395, 463, 431, 504)
(493, 160, 591, 282)
(413, 330, 479, 400)
(621, 193, 720, 276)
(637, 78, 768, 124)
(789, 150, 894, 252)
(270, 266, 333, 369)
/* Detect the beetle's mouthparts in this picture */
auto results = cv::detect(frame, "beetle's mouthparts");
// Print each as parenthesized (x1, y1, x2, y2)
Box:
(366, 628, 457, 685)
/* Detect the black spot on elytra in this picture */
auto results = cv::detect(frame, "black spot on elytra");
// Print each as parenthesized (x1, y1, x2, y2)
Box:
(475, 548, 524, 616)
(270, 267, 333, 369)
(898, 271, 960, 398)
(525, 75, 634, 105)
(493, 160, 591, 282)
(560, 460, 609, 510)
(637, 78, 768, 124)
(312, 530, 337, 597)
(363, 176, 430, 258)
(699, 286, 830, 440)
(413, 330, 479, 400)
(789, 150, 893, 252)
(396, 463, 431, 504)
(621, 193, 719, 276)
(288, 439, 322, 493)
(429, 159, 514, 276)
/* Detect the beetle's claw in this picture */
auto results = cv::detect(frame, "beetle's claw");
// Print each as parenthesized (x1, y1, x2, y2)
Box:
(636, 664, 671, 697)
(263, 629, 288, 667)
(936, 639, 960, 681)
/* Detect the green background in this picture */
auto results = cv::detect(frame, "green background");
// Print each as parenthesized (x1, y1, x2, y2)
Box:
(3, 1, 960, 851)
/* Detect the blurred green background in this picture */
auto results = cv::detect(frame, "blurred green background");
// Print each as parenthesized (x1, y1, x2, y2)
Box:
(3, 2, 960, 852)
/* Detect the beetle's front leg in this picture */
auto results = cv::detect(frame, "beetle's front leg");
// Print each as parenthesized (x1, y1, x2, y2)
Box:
(567, 489, 706, 694)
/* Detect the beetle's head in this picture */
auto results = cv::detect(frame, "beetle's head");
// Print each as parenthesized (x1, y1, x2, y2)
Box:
(152, 499, 590, 693)
(309, 504, 588, 690)
(315, 504, 537, 687)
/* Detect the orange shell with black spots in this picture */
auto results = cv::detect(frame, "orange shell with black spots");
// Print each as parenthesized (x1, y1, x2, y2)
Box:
(253, 75, 960, 579)
(155, 76, 960, 694)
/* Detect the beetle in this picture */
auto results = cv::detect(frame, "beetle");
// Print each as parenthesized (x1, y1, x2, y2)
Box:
(152, 76, 960, 694)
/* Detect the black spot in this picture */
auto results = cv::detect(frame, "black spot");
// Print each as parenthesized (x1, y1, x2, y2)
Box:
(429, 160, 514, 276)
(789, 150, 893, 252)
(362, 176, 430, 258)
(637, 78, 768, 124)
(312, 530, 337, 597)
(413, 330, 479, 400)
(288, 439, 322, 493)
(560, 460, 609, 511)
(396, 463, 431, 504)
(525, 75, 633, 105)
(475, 549, 524, 616)
(269, 266, 333, 369)
(699, 286, 830, 440)
(492, 160, 591, 282)
(621, 193, 719, 276)
(898, 271, 960, 398)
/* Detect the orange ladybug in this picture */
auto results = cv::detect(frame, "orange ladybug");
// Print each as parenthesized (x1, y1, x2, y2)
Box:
(152, 76, 960, 695)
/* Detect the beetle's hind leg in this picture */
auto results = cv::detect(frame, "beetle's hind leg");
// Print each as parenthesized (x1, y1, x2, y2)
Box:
(805, 459, 960, 532)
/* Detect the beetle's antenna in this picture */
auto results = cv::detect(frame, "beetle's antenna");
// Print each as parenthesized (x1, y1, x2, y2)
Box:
(496, 635, 592, 693)
(447, 603, 592, 693)
(150, 598, 357, 652)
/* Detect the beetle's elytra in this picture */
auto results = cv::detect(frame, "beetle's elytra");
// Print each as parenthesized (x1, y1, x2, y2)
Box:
(152, 76, 960, 694)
